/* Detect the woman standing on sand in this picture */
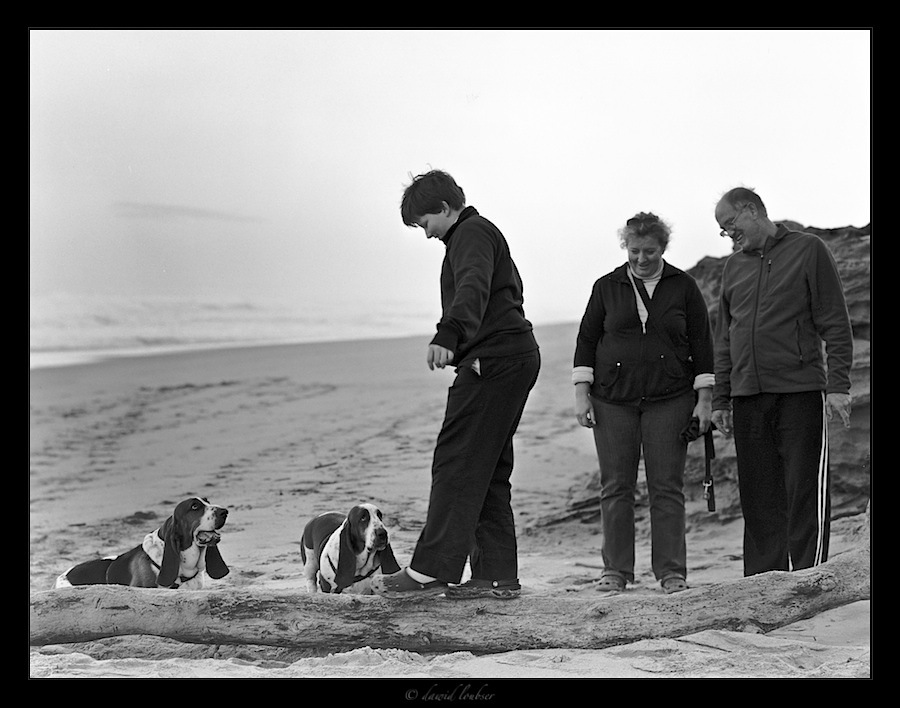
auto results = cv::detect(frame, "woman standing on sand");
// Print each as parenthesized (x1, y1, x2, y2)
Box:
(572, 212, 714, 594)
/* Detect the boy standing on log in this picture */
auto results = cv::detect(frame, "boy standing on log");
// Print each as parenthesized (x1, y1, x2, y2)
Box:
(372, 170, 540, 600)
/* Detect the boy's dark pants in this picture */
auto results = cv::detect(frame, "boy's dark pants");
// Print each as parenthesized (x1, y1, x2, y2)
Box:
(732, 390, 831, 576)
(411, 350, 540, 584)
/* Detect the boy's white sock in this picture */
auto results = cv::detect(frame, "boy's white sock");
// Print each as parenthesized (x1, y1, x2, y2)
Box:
(407, 567, 437, 584)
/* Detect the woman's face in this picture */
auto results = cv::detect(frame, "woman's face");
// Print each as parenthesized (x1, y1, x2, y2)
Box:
(626, 235, 665, 278)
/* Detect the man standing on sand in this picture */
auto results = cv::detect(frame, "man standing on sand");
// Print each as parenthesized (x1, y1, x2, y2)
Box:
(372, 169, 540, 600)
(711, 187, 853, 577)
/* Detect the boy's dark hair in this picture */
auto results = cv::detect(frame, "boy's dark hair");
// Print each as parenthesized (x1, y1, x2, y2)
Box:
(400, 170, 466, 226)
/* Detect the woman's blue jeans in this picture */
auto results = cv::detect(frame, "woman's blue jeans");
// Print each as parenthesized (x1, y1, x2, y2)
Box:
(590, 390, 694, 583)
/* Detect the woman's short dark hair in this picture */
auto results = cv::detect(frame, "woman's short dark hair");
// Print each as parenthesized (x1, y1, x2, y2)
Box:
(400, 170, 466, 226)
(618, 212, 672, 250)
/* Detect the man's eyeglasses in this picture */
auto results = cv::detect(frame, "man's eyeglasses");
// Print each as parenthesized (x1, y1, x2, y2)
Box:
(719, 204, 749, 238)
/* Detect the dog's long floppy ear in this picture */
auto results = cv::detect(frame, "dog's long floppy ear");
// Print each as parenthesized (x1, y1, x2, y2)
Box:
(204, 543, 229, 579)
(333, 521, 359, 592)
(344, 506, 368, 554)
(156, 515, 183, 588)
(378, 542, 401, 575)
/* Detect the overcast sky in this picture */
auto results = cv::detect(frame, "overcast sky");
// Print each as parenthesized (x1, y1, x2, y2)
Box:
(29, 29, 871, 327)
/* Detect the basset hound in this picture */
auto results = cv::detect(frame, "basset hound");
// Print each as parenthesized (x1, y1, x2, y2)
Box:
(301, 503, 401, 594)
(54, 497, 229, 590)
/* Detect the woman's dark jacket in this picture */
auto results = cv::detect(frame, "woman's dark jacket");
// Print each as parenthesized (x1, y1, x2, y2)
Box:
(574, 262, 714, 406)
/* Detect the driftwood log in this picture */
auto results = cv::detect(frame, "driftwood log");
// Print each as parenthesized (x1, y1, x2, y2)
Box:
(31, 545, 869, 655)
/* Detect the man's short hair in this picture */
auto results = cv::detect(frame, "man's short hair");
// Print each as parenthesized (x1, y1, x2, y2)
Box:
(721, 187, 767, 216)
(401, 170, 466, 226)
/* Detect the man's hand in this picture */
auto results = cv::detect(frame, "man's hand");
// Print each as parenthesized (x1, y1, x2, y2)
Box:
(826, 392, 852, 429)
(711, 409, 733, 438)
(427, 344, 455, 370)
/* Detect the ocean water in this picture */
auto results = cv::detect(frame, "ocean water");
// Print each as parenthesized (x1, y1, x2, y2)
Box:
(29, 292, 439, 370)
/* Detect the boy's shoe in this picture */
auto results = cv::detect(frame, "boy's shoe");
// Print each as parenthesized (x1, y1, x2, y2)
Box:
(445, 578, 521, 600)
(370, 568, 447, 598)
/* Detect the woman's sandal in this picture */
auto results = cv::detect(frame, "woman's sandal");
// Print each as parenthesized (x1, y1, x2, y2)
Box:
(371, 568, 448, 598)
(661, 576, 689, 594)
(595, 574, 626, 592)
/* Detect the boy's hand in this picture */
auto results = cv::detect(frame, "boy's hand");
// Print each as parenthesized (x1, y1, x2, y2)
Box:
(427, 345, 455, 370)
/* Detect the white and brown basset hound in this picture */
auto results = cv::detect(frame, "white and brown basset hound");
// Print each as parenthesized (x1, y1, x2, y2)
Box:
(54, 497, 229, 590)
(301, 503, 401, 594)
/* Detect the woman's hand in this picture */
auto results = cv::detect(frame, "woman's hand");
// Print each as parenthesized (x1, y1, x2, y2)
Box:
(693, 387, 713, 434)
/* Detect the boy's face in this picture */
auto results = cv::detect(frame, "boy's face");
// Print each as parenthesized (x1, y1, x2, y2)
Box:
(415, 202, 457, 241)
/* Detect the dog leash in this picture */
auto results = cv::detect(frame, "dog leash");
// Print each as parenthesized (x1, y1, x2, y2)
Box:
(681, 417, 718, 513)
(147, 556, 199, 588)
(325, 553, 381, 594)
(703, 427, 716, 512)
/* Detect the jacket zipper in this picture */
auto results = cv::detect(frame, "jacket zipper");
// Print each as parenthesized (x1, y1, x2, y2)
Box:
(751, 252, 766, 391)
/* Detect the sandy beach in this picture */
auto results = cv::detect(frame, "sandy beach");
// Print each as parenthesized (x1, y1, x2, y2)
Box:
(29, 322, 870, 680)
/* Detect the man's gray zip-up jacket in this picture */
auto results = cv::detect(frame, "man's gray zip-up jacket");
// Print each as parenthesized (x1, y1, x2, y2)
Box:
(712, 224, 853, 410)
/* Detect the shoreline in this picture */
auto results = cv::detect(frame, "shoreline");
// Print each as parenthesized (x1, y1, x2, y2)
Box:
(29, 331, 437, 372)
(29, 319, 582, 371)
